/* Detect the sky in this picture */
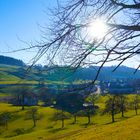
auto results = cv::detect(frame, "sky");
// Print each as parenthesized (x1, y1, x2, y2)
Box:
(0, 0, 57, 64)
(0, 0, 139, 68)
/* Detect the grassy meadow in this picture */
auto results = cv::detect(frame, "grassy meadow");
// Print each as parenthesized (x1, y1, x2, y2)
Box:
(0, 64, 140, 139)
(0, 100, 139, 140)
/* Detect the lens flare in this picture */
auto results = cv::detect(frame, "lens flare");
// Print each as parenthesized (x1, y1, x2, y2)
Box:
(87, 19, 107, 40)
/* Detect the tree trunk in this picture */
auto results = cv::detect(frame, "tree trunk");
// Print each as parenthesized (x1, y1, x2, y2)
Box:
(135, 104, 138, 115)
(87, 114, 91, 124)
(73, 115, 77, 124)
(21, 95, 25, 110)
(121, 98, 124, 117)
(21, 105, 24, 110)
(33, 119, 36, 127)
(111, 111, 115, 123)
(62, 118, 64, 128)
(61, 109, 64, 128)
(111, 97, 115, 123)
(121, 105, 124, 117)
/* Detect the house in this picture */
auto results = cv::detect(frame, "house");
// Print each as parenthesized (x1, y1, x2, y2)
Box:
(100, 79, 135, 94)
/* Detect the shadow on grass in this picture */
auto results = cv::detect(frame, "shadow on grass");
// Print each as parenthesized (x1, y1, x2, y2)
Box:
(105, 114, 139, 125)
(80, 122, 97, 128)
(104, 117, 130, 125)
(48, 127, 67, 133)
(105, 121, 116, 125)
(5, 127, 34, 138)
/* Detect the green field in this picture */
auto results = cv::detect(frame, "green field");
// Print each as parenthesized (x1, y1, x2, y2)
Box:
(0, 103, 139, 140)
(0, 64, 140, 140)
(0, 64, 36, 84)
(0, 64, 71, 85)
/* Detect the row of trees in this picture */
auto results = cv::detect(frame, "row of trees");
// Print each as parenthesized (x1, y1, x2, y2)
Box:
(0, 107, 39, 130)
(53, 93, 140, 128)
(0, 93, 140, 129)
(103, 94, 140, 122)
(2, 85, 140, 129)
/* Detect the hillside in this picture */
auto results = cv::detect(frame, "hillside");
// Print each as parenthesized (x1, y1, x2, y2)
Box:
(0, 103, 139, 140)
(0, 64, 50, 84)
(60, 115, 140, 140)
(0, 64, 37, 84)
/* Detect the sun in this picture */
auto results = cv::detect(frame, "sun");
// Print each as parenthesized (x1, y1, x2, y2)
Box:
(86, 19, 107, 41)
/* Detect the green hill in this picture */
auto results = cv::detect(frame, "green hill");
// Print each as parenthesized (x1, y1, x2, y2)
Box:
(0, 64, 45, 84)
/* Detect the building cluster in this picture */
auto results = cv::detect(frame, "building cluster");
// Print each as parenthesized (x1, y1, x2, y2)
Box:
(100, 78, 140, 94)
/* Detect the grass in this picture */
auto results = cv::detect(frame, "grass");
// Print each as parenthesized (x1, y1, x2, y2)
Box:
(0, 103, 139, 140)
(60, 115, 140, 140)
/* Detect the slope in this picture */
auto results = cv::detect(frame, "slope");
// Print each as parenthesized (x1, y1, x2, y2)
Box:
(60, 115, 140, 140)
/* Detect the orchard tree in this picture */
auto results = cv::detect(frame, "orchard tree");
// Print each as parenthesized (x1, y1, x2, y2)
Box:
(52, 110, 70, 128)
(117, 95, 128, 117)
(103, 95, 119, 123)
(0, 112, 11, 130)
(26, 107, 39, 127)
(132, 94, 140, 115)
(82, 103, 96, 124)
(86, 93, 99, 107)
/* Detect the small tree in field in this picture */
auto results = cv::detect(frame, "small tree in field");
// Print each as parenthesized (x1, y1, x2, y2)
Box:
(52, 110, 70, 128)
(26, 107, 39, 127)
(84, 93, 99, 124)
(103, 95, 119, 123)
(0, 112, 11, 130)
(117, 95, 128, 117)
(86, 94, 99, 107)
(133, 94, 140, 115)
(82, 103, 97, 125)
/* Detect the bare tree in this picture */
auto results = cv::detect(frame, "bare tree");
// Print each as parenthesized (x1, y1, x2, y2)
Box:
(27, 0, 140, 82)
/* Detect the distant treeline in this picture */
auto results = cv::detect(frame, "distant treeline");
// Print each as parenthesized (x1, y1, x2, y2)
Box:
(1, 55, 140, 82)
(0, 55, 25, 66)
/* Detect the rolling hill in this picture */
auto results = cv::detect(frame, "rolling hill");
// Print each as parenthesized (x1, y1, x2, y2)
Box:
(0, 55, 140, 85)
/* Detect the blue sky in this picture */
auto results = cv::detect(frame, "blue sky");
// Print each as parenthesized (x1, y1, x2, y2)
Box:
(0, 0, 138, 68)
(0, 0, 57, 64)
